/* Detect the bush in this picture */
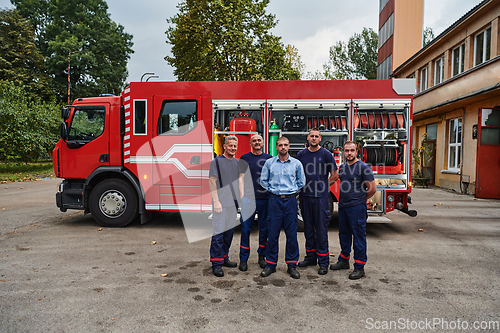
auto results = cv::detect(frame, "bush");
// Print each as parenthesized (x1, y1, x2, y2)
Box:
(0, 80, 60, 163)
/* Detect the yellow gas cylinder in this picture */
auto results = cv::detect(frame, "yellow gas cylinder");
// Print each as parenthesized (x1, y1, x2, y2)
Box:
(214, 124, 224, 156)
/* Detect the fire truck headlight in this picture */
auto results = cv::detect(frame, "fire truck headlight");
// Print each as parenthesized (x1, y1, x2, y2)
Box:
(387, 195, 394, 203)
(396, 202, 404, 210)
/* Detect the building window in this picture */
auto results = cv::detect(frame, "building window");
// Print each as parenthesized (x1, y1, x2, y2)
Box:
(379, 0, 390, 12)
(434, 56, 444, 85)
(481, 109, 500, 145)
(420, 66, 428, 92)
(377, 54, 392, 79)
(378, 13, 394, 49)
(426, 123, 437, 140)
(448, 118, 462, 171)
(474, 26, 491, 66)
(452, 43, 465, 77)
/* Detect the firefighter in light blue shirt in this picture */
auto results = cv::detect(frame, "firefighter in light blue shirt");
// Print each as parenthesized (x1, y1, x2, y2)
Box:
(260, 136, 305, 279)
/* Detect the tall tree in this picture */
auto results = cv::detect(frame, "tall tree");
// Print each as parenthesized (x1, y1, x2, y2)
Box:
(0, 9, 53, 100)
(165, 0, 300, 81)
(423, 27, 435, 47)
(11, 0, 134, 102)
(285, 44, 305, 78)
(0, 80, 59, 163)
(307, 27, 378, 80)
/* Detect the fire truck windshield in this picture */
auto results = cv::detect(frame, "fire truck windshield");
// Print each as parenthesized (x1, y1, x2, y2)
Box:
(68, 107, 105, 142)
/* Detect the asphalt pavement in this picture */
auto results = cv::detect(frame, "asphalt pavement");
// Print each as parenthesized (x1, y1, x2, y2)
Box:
(1, 179, 499, 332)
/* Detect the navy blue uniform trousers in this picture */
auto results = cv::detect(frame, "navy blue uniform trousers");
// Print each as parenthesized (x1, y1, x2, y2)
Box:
(266, 195, 299, 268)
(239, 197, 269, 262)
(338, 203, 367, 269)
(210, 205, 237, 269)
(299, 195, 330, 266)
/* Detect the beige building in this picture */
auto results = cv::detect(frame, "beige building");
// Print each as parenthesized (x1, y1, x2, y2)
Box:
(392, 0, 500, 198)
(377, 0, 424, 79)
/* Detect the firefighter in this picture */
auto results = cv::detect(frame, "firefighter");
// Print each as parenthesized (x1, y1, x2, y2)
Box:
(237, 134, 272, 271)
(330, 140, 376, 280)
(296, 128, 338, 275)
(259, 137, 305, 279)
(209, 135, 240, 277)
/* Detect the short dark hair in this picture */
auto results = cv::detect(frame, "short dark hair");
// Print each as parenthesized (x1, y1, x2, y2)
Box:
(343, 140, 357, 150)
(309, 127, 321, 135)
(276, 136, 289, 145)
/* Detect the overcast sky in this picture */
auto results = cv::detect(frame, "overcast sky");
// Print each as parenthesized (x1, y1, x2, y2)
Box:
(1, 0, 482, 82)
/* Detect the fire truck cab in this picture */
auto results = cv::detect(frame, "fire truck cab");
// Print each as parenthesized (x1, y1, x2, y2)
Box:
(53, 79, 417, 227)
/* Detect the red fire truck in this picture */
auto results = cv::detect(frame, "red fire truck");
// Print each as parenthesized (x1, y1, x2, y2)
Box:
(53, 79, 417, 227)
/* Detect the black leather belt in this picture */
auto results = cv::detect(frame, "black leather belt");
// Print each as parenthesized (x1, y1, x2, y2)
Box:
(271, 193, 296, 199)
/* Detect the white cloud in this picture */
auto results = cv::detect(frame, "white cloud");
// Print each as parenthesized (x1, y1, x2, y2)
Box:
(291, 26, 350, 75)
(424, 0, 485, 35)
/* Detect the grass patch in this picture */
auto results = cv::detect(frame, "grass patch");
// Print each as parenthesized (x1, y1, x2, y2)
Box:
(0, 161, 55, 183)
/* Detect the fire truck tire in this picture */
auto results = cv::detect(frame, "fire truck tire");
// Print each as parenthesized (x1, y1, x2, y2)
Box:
(89, 179, 138, 227)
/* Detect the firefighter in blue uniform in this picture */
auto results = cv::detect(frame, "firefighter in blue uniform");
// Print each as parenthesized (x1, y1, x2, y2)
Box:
(259, 136, 305, 279)
(209, 135, 240, 277)
(330, 140, 376, 280)
(238, 134, 272, 271)
(296, 128, 338, 275)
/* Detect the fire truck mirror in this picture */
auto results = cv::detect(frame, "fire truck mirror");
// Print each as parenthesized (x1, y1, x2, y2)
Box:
(60, 122, 69, 141)
(61, 107, 71, 120)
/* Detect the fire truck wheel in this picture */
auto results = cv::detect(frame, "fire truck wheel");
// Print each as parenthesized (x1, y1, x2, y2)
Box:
(89, 179, 138, 227)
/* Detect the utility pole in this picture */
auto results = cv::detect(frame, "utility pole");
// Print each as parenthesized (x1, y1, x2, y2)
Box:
(68, 50, 79, 104)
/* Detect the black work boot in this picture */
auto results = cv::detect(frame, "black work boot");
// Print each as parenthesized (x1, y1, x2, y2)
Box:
(349, 267, 365, 280)
(287, 265, 300, 279)
(298, 260, 317, 267)
(318, 266, 328, 275)
(223, 259, 237, 268)
(258, 255, 266, 269)
(330, 260, 350, 270)
(260, 267, 276, 277)
(212, 267, 224, 277)
(239, 261, 248, 271)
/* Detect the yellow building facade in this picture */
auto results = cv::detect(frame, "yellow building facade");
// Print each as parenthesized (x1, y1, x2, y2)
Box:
(391, 0, 500, 198)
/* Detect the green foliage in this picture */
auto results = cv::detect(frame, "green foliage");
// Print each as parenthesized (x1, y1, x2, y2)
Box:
(307, 27, 378, 80)
(0, 80, 60, 163)
(423, 27, 435, 47)
(11, 0, 134, 102)
(0, 9, 54, 100)
(284, 44, 305, 78)
(165, 0, 300, 81)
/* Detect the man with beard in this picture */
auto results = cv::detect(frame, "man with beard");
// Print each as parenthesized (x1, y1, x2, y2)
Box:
(296, 128, 338, 275)
(209, 136, 240, 277)
(237, 134, 272, 271)
(330, 141, 376, 280)
(259, 136, 305, 279)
